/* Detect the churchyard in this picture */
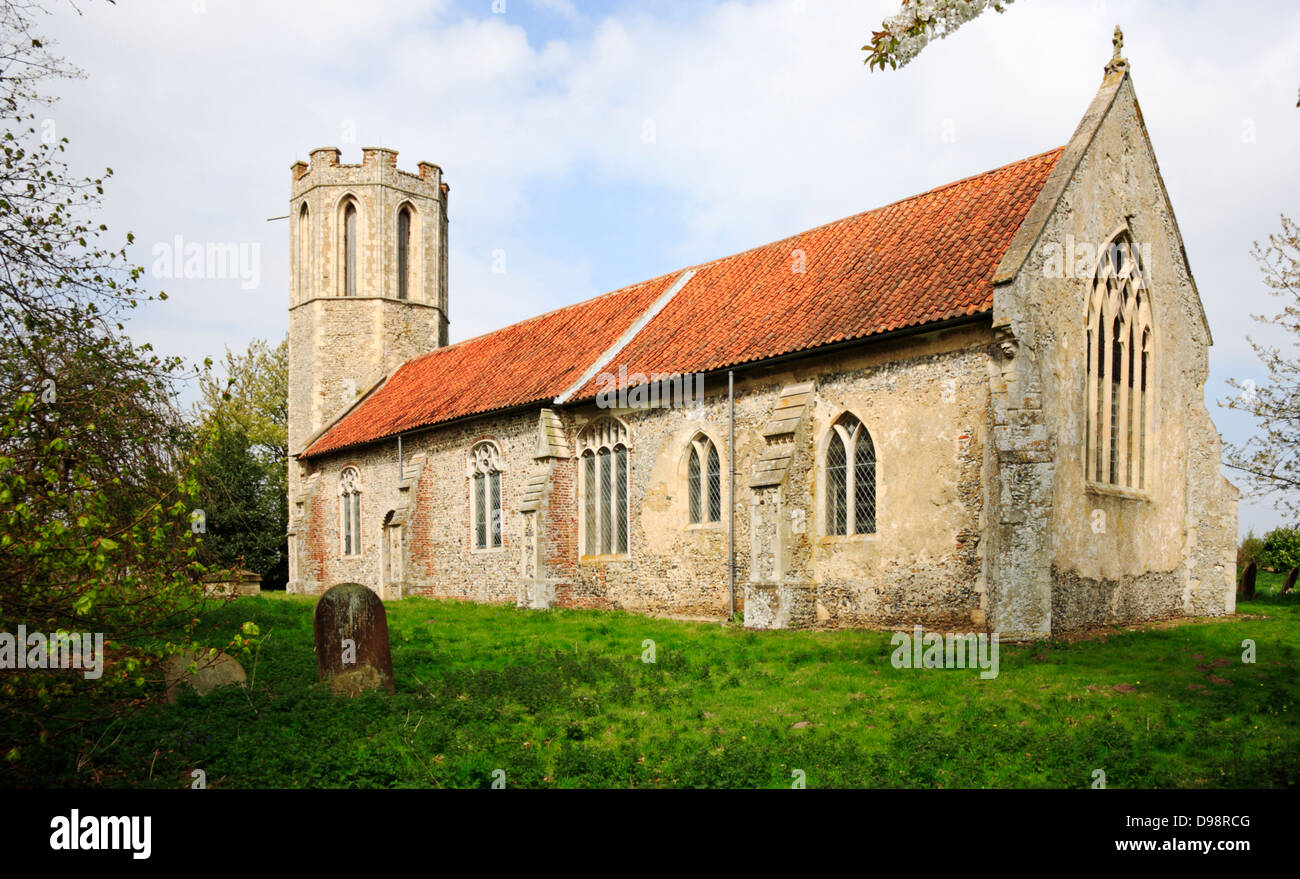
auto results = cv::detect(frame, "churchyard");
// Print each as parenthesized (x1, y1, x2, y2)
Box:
(18, 578, 1298, 789)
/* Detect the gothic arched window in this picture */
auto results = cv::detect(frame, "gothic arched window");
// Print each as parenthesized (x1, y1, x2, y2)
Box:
(468, 441, 503, 550)
(397, 204, 413, 300)
(825, 414, 876, 536)
(686, 434, 721, 524)
(297, 202, 311, 300)
(339, 467, 362, 556)
(579, 417, 630, 555)
(343, 200, 358, 297)
(1086, 232, 1153, 490)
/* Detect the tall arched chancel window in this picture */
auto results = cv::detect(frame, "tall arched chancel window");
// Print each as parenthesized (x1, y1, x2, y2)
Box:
(343, 201, 358, 297)
(397, 205, 412, 300)
(1086, 233, 1153, 490)
(825, 414, 876, 536)
(580, 417, 629, 555)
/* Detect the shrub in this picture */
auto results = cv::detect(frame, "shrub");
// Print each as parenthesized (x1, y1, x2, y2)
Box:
(1258, 527, 1300, 571)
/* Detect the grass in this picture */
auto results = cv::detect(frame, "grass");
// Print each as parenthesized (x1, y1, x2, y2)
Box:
(25, 572, 1300, 788)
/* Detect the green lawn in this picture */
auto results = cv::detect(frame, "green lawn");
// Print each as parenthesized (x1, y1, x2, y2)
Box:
(35, 573, 1300, 788)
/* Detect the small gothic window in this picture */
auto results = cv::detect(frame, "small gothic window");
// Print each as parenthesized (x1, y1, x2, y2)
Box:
(686, 434, 722, 524)
(339, 467, 362, 555)
(825, 414, 876, 536)
(397, 205, 412, 300)
(579, 417, 630, 555)
(469, 441, 503, 549)
(1086, 232, 1153, 490)
(343, 201, 358, 297)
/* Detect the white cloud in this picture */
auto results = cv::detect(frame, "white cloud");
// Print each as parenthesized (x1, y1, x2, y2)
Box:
(528, 0, 580, 21)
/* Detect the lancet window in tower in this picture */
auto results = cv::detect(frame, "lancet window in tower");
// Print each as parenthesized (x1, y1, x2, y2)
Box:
(397, 205, 412, 300)
(343, 201, 358, 297)
(297, 202, 311, 300)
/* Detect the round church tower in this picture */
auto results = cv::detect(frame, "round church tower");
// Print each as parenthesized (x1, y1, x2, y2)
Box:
(286, 146, 449, 460)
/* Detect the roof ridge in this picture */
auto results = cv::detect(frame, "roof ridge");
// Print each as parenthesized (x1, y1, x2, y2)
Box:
(666, 146, 1067, 276)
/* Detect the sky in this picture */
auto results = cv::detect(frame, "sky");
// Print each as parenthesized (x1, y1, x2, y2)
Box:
(33, 0, 1300, 536)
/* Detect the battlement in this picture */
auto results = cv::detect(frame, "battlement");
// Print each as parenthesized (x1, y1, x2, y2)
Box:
(291, 146, 447, 197)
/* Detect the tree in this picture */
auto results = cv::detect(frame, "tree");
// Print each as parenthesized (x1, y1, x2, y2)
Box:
(1224, 215, 1300, 518)
(197, 337, 288, 466)
(190, 426, 287, 589)
(863, 0, 1018, 71)
(192, 337, 289, 590)
(0, 0, 250, 782)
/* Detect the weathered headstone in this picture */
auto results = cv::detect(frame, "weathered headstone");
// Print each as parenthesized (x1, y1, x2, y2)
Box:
(203, 569, 263, 597)
(1283, 567, 1298, 595)
(1237, 561, 1257, 602)
(314, 583, 395, 694)
(164, 650, 247, 703)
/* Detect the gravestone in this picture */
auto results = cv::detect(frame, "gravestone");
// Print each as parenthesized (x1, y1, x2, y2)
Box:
(314, 583, 395, 694)
(163, 650, 246, 704)
(1284, 567, 1298, 595)
(1237, 561, 1257, 602)
(203, 569, 263, 598)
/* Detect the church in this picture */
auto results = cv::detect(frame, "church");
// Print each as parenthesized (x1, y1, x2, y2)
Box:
(284, 33, 1237, 639)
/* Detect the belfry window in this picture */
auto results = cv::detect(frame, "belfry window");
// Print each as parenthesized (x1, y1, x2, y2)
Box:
(825, 414, 876, 536)
(297, 202, 311, 300)
(343, 201, 358, 297)
(397, 205, 412, 300)
(579, 417, 630, 556)
(339, 467, 362, 556)
(1086, 232, 1153, 490)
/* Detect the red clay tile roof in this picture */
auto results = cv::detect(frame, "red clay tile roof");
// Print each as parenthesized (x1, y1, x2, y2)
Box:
(303, 273, 678, 456)
(304, 147, 1063, 458)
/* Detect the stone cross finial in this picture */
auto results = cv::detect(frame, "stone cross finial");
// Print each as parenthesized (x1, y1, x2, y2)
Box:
(1104, 25, 1129, 76)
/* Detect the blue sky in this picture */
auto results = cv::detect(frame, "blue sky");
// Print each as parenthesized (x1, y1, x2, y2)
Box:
(38, 0, 1300, 535)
